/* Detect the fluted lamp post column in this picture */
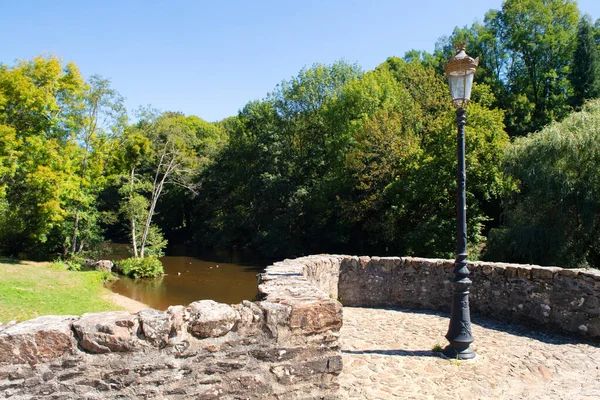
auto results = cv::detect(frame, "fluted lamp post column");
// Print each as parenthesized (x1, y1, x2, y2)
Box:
(442, 43, 479, 360)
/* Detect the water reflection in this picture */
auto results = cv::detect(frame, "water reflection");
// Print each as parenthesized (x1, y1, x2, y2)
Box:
(106, 252, 264, 309)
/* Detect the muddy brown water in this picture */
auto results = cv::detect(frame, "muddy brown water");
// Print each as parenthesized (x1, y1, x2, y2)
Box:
(104, 246, 265, 309)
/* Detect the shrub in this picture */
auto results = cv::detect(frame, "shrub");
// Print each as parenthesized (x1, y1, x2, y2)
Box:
(115, 256, 164, 279)
(98, 270, 118, 283)
(50, 255, 85, 271)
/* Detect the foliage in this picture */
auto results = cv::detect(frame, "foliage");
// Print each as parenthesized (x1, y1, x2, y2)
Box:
(0, 260, 120, 322)
(0, 55, 124, 258)
(114, 110, 220, 258)
(570, 15, 600, 109)
(3, 6, 600, 273)
(194, 60, 510, 259)
(115, 256, 164, 279)
(498, 0, 578, 133)
(486, 99, 600, 268)
(420, 0, 580, 136)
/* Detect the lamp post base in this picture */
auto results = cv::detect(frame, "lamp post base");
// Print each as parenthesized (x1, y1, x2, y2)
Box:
(442, 343, 476, 360)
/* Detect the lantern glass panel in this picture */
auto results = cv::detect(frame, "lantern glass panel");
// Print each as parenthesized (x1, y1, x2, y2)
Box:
(447, 70, 475, 107)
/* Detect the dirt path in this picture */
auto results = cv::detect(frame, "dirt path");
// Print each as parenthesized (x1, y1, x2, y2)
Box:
(103, 292, 150, 313)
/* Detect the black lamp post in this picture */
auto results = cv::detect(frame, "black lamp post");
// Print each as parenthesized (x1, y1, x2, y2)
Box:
(442, 43, 479, 360)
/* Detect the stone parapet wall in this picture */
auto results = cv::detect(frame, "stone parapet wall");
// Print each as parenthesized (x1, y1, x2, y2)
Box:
(338, 256, 600, 340)
(0, 255, 343, 399)
(2, 254, 598, 398)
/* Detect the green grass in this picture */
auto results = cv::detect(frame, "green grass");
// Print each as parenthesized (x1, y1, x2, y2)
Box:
(0, 260, 123, 323)
(432, 343, 443, 352)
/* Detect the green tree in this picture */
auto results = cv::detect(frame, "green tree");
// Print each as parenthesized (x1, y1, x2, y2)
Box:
(376, 59, 510, 257)
(195, 59, 510, 260)
(0, 56, 125, 258)
(64, 75, 126, 256)
(118, 111, 204, 258)
(498, 0, 578, 133)
(434, 1, 579, 136)
(570, 15, 600, 108)
(0, 56, 87, 256)
(195, 61, 364, 257)
(487, 99, 600, 268)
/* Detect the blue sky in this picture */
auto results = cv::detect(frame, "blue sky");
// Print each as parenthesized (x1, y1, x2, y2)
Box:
(2, 0, 600, 122)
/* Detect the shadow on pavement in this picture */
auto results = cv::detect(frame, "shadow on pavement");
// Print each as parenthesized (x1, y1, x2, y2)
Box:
(359, 306, 600, 349)
(342, 349, 439, 358)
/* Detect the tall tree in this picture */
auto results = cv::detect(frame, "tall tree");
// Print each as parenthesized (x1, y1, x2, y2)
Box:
(570, 15, 600, 108)
(487, 99, 600, 268)
(195, 60, 510, 259)
(430, 0, 579, 136)
(0, 56, 87, 256)
(496, 0, 579, 133)
(62, 75, 126, 256)
(120, 111, 202, 258)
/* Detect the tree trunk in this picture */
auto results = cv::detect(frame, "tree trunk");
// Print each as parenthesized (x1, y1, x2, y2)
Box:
(130, 167, 139, 258)
(70, 211, 80, 255)
(139, 157, 173, 258)
(139, 177, 165, 258)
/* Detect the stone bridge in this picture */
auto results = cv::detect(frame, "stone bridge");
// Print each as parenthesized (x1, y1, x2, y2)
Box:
(1, 256, 600, 399)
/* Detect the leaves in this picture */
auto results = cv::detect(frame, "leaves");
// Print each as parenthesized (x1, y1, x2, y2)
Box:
(487, 99, 600, 267)
(194, 60, 510, 259)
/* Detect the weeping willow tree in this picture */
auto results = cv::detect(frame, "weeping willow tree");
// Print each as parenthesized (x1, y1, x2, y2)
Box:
(486, 99, 600, 268)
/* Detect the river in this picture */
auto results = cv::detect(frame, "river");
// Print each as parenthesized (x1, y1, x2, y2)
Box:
(104, 245, 265, 309)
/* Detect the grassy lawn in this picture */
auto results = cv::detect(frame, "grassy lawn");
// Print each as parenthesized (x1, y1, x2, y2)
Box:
(0, 260, 123, 323)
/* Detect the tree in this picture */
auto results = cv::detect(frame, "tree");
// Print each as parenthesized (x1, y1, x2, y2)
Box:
(0, 56, 88, 256)
(0, 55, 126, 259)
(64, 75, 126, 256)
(486, 99, 600, 268)
(570, 15, 600, 108)
(194, 59, 510, 259)
(499, 0, 578, 133)
(119, 111, 202, 258)
(377, 59, 510, 257)
(432, 1, 579, 136)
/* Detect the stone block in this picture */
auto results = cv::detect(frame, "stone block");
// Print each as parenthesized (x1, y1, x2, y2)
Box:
(72, 312, 138, 354)
(138, 308, 171, 348)
(0, 315, 77, 365)
(359, 256, 370, 268)
(580, 269, 600, 282)
(531, 266, 557, 280)
(505, 265, 518, 279)
(186, 300, 239, 339)
(557, 268, 580, 278)
(289, 300, 342, 335)
(259, 301, 291, 339)
(481, 263, 494, 275)
(233, 300, 265, 336)
(516, 265, 532, 279)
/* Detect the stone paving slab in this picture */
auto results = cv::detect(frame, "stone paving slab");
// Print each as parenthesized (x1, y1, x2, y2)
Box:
(339, 307, 600, 400)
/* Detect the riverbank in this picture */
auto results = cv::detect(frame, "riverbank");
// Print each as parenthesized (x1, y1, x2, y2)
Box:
(0, 260, 140, 323)
(103, 292, 149, 313)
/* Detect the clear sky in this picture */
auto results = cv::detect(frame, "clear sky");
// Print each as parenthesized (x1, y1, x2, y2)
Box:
(2, 0, 600, 122)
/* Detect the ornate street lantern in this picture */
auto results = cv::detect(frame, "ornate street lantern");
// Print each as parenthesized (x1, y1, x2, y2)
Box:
(442, 43, 478, 360)
(444, 43, 479, 108)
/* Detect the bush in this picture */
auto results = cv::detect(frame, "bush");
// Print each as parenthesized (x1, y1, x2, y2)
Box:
(49, 256, 85, 271)
(49, 260, 69, 270)
(115, 256, 164, 279)
(97, 270, 118, 283)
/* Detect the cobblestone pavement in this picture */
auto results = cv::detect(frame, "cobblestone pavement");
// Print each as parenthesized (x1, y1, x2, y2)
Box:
(338, 307, 600, 400)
